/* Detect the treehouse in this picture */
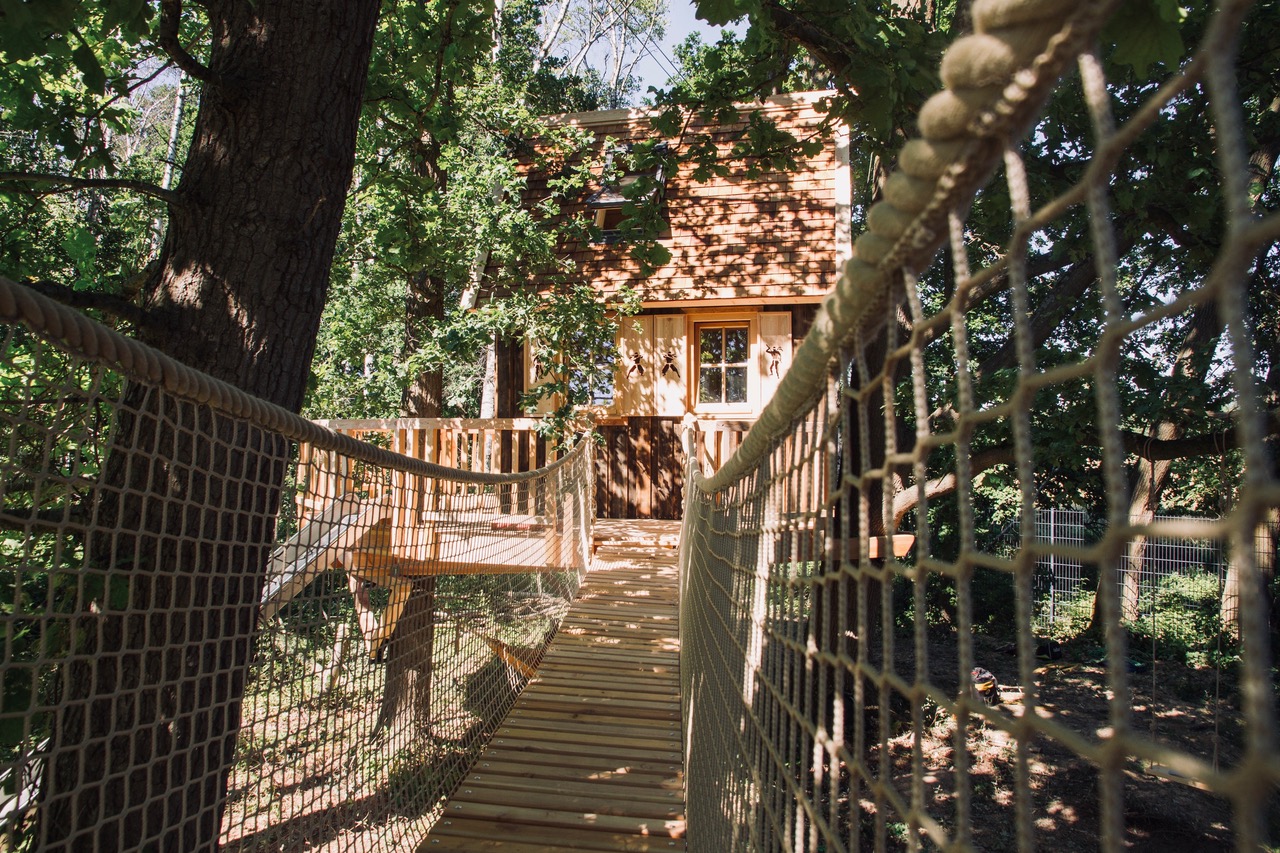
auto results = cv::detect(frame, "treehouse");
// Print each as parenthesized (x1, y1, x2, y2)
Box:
(490, 91, 852, 519)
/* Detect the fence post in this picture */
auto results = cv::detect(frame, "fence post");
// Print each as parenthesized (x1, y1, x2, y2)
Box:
(1048, 508, 1057, 627)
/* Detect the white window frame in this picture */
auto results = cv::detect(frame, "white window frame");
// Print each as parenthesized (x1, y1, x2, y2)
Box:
(689, 313, 759, 416)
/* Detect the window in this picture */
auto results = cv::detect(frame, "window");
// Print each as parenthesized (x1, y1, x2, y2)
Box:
(697, 324, 749, 406)
(593, 207, 627, 243)
(586, 143, 667, 244)
(570, 354, 616, 406)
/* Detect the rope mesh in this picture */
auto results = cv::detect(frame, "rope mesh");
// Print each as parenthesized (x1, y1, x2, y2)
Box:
(3, 0, 1280, 849)
(0, 279, 592, 851)
(680, 0, 1279, 850)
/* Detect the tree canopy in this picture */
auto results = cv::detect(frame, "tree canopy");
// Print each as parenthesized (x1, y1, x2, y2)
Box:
(652, 0, 1279, 531)
(3, 0, 1276, 523)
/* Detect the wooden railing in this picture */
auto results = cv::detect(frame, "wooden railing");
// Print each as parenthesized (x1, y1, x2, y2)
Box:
(690, 419, 751, 476)
(298, 418, 557, 526)
(297, 416, 754, 524)
(315, 417, 556, 472)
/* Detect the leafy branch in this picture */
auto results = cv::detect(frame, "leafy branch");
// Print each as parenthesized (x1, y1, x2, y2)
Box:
(0, 171, 180, 206)
(891, 414, 1280, 527)
(18, 277, 153, 329)
(158, 0, 214, 83)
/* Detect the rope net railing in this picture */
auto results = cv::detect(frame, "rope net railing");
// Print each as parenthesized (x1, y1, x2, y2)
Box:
(680, 0, 1279, 851)
(0, 275, 593, 851)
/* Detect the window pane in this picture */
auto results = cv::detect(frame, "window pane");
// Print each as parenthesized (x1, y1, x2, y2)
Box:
(725, 327, 748, 364)
(699, 367, 723, 404)
(700, 329, 722, 364)
(726, 367, 747, 403)
(593, 372, 615, 405)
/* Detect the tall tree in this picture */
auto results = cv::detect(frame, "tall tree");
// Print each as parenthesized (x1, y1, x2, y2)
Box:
(2, 1, 380, 848)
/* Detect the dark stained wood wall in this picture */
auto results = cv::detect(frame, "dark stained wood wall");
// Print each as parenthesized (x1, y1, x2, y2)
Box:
(500, 339, 685, 520)
(595, 417, 685, 520)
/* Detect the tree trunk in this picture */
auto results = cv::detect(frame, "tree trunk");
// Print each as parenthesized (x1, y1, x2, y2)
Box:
(376, 580, 438, 739)
(479, 343, 499, 418)
(1089, 302, 1221, 635)
(403, 269, 447, 417)
(41, 2, 380, 849)
(150, 73, 188, 258)
(401, 119, 450, 418)
(1121, 453, 1174, 619)
(143, 0, 378, 411)
(1223, 508, 1277, 637)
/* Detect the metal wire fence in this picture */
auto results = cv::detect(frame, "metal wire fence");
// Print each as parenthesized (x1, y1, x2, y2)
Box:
(994, 510, 1276, 640)
(0, 277, 593, 851)
(679, 0, 1280, 850)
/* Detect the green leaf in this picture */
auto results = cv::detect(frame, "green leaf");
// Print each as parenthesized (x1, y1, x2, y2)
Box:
(1105, 0, 1185, 74)
(60, 225, 98, 286)
(628, 241, 671, 275)
(102, 0, 151, 37)
(71, 41, 107, 93)
(0, 0, 45, 60)
(694, 0, 748, 27)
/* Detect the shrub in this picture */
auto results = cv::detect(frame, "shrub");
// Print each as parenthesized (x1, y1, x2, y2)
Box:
(1127, 571, 1232, 666)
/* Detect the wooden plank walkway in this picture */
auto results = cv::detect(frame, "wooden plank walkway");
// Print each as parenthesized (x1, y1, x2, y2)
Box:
(424, 520, 685, 852)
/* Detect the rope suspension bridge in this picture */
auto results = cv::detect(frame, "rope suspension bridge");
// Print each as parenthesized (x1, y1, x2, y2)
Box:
(2, 0, 1278, 850)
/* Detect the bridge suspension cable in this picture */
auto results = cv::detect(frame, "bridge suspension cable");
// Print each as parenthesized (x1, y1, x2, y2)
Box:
(0, 275, 593, 850)
(678, 0, 1280, 850)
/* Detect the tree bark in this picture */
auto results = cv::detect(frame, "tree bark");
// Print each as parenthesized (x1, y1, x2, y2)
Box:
(41, 2, 380, 850)
(150, 73, 188, 258)
(1095, 303, 1221, 631)
(401, 119, 450, 417)
(1222, 509, 1276, 637)
(143, 0, 377, 410)
(376, 581, 438, 739)
(403, 268, 447, 417)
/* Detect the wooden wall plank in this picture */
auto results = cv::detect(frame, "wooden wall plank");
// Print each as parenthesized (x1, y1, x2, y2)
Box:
(653, 418, 683, 519)
(631, 417, 652, 519)
(759, 311, 793, 409)
(652, 316, 685, 417)
(489, 94, 840, 307)
(594, 431, 610, 519)
(607, 425, 628, 519)
(592, 417, 682, 521)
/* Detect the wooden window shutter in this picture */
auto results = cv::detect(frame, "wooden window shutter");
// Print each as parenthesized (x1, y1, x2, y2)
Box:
(523, 338, 557, 415)
(758, 312, 792, 407)
(615, 315, 655, 416)
(652, 315, 686, 416)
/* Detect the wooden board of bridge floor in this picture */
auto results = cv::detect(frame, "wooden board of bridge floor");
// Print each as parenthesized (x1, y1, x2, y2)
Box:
(423, 520, 685, 852)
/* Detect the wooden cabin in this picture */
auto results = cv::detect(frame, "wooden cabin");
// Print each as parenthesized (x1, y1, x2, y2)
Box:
(489, 91, 852, 519)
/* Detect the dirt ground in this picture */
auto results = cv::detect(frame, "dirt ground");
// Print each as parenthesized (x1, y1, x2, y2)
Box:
(217, 615, 1273, 851)
(219, 624, 521, 852)
(863, 630, 1276, 851)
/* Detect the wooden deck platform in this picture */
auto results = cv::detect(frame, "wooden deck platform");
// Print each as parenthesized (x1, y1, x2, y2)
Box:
(423, 520, 685, 852)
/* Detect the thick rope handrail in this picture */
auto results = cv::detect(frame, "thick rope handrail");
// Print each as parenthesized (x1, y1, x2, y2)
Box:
(0, 272, 584, 484)
(697, 0, 1119, 493)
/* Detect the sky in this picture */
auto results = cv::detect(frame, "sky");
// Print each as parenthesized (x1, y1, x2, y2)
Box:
(628, 0, 730, 100)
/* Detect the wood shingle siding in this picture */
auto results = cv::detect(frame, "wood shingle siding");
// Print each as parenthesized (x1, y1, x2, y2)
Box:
(501, 92, 840, 307)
